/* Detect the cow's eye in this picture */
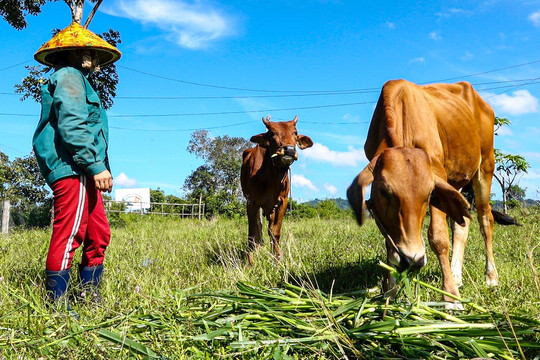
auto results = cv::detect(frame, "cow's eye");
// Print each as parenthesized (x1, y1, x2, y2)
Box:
(379, 187, 390, 198)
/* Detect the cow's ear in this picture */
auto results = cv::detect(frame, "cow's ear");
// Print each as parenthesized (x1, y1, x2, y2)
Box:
(347, 157, 377, 226)
(250, 133, 269, 147)
(430, 176, 472, 226)
(297, 135, 313, 149)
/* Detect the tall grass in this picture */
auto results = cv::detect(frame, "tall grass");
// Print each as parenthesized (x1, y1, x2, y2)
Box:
(0, 208, 539, 358)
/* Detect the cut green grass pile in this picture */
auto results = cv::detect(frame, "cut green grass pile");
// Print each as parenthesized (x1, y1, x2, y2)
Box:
(2, 265, 539, 359)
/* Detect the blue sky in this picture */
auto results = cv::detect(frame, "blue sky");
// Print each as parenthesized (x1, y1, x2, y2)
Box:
(1, 0, 539, 202)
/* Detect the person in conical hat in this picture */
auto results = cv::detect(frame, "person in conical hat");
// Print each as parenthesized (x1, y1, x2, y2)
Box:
(32, 22, 121, 309)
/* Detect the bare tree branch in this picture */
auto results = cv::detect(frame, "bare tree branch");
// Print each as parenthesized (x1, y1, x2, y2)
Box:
(84, 0, 104, 28)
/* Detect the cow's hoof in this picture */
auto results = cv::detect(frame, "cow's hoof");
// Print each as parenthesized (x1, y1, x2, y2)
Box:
(453, 276, 463, 288)
(485, 276, 498, 287)
(445, 301, 464, 311)
(246, 254, 255, 268)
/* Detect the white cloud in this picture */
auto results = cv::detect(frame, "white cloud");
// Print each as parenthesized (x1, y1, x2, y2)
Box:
(429, 31, 442, 40)
(495, 126, 512, 136)
(292, 174, 318, 192)
(528, 10, 540, 27)
(436, 8, 472, 19)
(385, 21, 396, 29)
(303, 143, 366, 167)
(521, 151, 540, 162)
(520, 169, 540, 199)
(448, 8, 468, 15)
(460, 51, 474, 61)
(115, 172, 137, 187)
(342, 113, 360, 122)
(523, 168, 540, 179)
(324, 183, 338, 195)
(408, 57, 425, 65)
(483, 90, 538, 115)
(102, 0, 235, 49)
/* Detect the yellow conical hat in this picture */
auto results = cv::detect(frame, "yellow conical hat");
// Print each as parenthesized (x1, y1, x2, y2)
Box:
(34, 22, 121, 67)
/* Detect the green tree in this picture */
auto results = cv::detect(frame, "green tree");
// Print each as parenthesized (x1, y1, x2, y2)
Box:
(148, 188, 193, 215)
(1, 150, 50, 231)
(184, 130, 251, 217)
(289, 202, 317, 219)
(494, 149, 529, 213)
(1, 0, 120, 109)
(150, 188, 167, 204)
(505, 184, 527, 210)
(494, 116, 510, 136)
(316, 199, 346, 219)
(491, 117, 530, 213)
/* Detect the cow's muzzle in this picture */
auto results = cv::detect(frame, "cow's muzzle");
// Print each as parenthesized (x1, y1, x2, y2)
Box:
(272, 145, 298, 167)
(388, 246, 427, 273)
(397, 251, 426, 272)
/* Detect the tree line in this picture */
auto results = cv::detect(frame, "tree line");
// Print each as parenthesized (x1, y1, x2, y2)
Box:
(0, 118, 532, 232)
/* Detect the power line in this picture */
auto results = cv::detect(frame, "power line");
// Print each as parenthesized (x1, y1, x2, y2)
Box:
(1, 77, 539, 100)
(108, 101, 377, 118)
(115, 89, 379, 100)
(0, 143, 28, 155)
(118, 65, 381, 94)
(483, 77, 540, 99)
(0, 60, 32, 72)
(118, 59, 540, 94)
(0, 113, 36, 117)
(111, 121, 254, 132)
(2, 58, 540, 95)
(422, 59, 540, 84)
(1, 77, 540, 120)
(110, 120, 370, 132)
(2, 60, 540, 133)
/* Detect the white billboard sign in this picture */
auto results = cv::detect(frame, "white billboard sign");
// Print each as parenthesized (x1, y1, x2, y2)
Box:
(114, 188, 151, 211)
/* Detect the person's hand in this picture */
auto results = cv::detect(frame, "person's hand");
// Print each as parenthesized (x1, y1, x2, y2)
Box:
(93, 170, 113, 192)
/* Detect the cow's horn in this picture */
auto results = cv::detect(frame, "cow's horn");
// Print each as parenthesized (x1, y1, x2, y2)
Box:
(292, 115, 298, 124)
(263, 115, 271, 125)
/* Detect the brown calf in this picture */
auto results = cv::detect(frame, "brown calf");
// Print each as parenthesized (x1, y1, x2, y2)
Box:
(241, 115, 313, 265)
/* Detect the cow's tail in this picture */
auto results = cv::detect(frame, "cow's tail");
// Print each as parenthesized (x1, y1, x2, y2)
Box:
(491, 209, 522, 226)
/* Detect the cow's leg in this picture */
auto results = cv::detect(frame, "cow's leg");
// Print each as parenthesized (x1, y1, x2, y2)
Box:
(247, 203, 263, 266)
(428, 206, 461, 301)
(267, 199, 287, 261)
(472, 169, 498, 286)
(450, 216, 471, 288)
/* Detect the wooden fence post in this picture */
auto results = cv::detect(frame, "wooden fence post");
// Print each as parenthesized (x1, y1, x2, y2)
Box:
(198, 194, 203, 220)
(2, 199, 10, 234)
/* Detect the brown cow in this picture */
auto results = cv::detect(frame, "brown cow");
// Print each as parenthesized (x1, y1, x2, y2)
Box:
(347, 79, 498, 304)
(241, 115, 313, 265)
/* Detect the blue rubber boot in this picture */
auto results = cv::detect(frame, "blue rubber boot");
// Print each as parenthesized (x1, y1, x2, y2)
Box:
(45, 269, 79, 318)
(79, 264, 104, 302)
(45, 269, 71, 301)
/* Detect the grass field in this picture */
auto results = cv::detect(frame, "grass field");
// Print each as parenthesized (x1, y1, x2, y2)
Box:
(1, 208, 539, 359)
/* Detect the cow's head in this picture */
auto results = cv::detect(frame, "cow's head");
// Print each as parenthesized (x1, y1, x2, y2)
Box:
(347, 147, 471, 272)
(250, 115, 313, 167)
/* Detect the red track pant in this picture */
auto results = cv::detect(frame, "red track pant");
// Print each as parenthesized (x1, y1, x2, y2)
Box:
(46, 175, 111, 271)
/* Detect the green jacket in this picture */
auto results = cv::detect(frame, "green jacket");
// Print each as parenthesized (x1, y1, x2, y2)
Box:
(33, 66, 110, 186)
